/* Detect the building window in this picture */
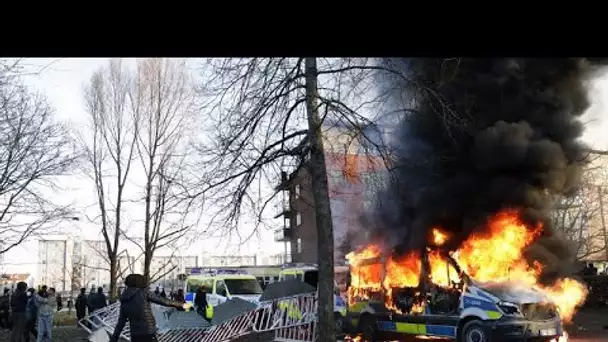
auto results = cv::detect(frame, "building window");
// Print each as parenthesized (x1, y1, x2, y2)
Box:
(296, 212, 302, 226)
(295, 184, 301, 199)
(297, 238, 302, 253)
(284, 217, 291, 229)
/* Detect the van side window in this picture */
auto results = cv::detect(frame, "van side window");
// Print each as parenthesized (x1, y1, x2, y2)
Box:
(216, 280, 227, 297)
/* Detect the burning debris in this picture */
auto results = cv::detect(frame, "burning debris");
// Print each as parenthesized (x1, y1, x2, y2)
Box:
(347, 210, 588, 322)
(345, 59, 608, 326)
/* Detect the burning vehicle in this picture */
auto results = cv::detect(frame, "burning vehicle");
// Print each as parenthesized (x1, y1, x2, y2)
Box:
(343, 210, 587, 342)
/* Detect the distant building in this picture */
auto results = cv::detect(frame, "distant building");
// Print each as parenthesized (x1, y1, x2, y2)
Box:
(38, 237, 76, 292)
(0, 273, 34, 293)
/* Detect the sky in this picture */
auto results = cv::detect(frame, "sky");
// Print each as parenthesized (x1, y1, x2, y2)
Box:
(1, 58, 286, 274)
(3, 58, 608, 275)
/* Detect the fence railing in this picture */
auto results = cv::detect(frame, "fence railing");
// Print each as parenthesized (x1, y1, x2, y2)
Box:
(80, 292, 320, 342)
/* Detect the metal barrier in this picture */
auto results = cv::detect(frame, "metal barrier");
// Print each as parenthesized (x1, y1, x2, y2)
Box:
(80, 292, 320, 342)
(253, 292, 317, 332)
(274, 321, 317, 342)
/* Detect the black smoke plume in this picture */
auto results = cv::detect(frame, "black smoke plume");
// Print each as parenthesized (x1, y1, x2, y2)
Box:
(374, 58, 605, 283)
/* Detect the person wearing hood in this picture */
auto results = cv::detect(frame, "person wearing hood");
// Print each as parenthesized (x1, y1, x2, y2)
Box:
(10, 281, 29, 342)
(35, 287, 57, 342)
(24, 288, 38, 342)
(110, 274, 190, 342)
(75, 288, 87, 322)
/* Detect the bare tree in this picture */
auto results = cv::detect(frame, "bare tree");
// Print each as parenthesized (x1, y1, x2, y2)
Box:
(129, 58, 196, 284)
(552, 152, 608, 261)
(189, 58, 396, 341)
(0, 60, 77, 256)
(77, 59, 137, 299)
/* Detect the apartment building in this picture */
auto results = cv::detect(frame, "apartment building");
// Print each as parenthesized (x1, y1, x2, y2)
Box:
(275, 119, 391, 264)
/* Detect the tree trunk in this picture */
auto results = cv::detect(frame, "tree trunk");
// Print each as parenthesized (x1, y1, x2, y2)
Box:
(304, 57, 336, 342)
(109, 257, 118, 301)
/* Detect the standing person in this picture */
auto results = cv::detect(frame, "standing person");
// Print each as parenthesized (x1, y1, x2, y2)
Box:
(0, 288, 10, 330)
(10, 281, 29, 342)
(154, 287, 160, 296)
(109, 274, 190, 342)
(24, 289, 38, 342)
(159, 289, 166, 298)
(173, 289, 185, 303)
(86, 288, 95, 314)
(55, 292, 63, 312)
(92, 287, 107, 311)
(35, 287, 57, 342)
(194, 286, 211, 323)
(75, 288, 87, 323)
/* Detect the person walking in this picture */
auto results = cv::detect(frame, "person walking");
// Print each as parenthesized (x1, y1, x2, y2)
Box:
(0, 288, 10, 330)
(75, 288, 87, 324)
(10, 281, 29, 342)
(35, 287, 57, 342)
(109, 274, 190, 342)
(24, 288, 38, 342)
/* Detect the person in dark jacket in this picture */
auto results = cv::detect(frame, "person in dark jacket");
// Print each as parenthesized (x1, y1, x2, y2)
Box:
(159, 289, 166, 298)
(86, 288, 95, 313)
(110, 274, 190, 342)
(173, 289, 185, 303)
(56, 292, 63, 312)
(92, 287, 107, 311)
(0, 288, 10, 329)
(10, 281, 28, 342)
(23, 288, 37, 342)
(75, 288, 88, 324)
(194, 286, 211, 322)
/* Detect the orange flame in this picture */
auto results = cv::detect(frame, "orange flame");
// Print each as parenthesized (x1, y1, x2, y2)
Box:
(432, 228, 449, 246)
(347, 209, 588, 323)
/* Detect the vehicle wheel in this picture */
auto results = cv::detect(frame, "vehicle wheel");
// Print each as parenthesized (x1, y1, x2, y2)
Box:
(461, 320, 488, 342)
(359, 314, 378, 342)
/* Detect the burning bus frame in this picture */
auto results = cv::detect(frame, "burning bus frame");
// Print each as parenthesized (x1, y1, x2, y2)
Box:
(344, 248, 565, 342)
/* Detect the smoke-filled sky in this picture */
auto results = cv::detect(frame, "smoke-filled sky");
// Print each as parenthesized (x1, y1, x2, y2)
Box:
(374, 58, 608, 282)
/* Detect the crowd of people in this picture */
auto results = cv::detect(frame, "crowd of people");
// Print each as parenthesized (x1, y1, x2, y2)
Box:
(0, 283, 110, 342)
(0, 275, 214, 342)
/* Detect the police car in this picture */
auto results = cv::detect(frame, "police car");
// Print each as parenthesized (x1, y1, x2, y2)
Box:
(181, 268, 263, 308)
(346, 250, 564, 342)
(278, 263, 349, 332)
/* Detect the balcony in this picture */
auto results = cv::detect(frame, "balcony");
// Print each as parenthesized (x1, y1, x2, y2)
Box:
(274, 228, 292, 242)
(273, 200, 292, 219)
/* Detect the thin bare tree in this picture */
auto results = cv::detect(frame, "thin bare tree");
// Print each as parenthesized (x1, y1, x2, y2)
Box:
(189, 58, 397, 341)
(129, 58, 196, 284)
(77, 59, 137, 299)
(0, 60, 77, 256)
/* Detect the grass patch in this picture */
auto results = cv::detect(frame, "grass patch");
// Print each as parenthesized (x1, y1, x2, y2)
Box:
(54, 311, 78, 326)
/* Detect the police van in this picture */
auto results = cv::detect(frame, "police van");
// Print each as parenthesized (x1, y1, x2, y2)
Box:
(278, 263, 349, 330)
(181, 268, 263, 307)
(346, 250, 564, 342)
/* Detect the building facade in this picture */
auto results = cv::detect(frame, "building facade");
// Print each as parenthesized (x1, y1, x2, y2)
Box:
(275, 120, 389, 264)
(38, 237, 75, 292)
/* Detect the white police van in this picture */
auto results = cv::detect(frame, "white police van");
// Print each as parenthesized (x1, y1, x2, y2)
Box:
(181, 268, 263, 307)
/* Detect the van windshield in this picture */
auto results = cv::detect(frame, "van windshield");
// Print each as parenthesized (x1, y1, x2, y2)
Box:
(225, 279, 263, 295)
